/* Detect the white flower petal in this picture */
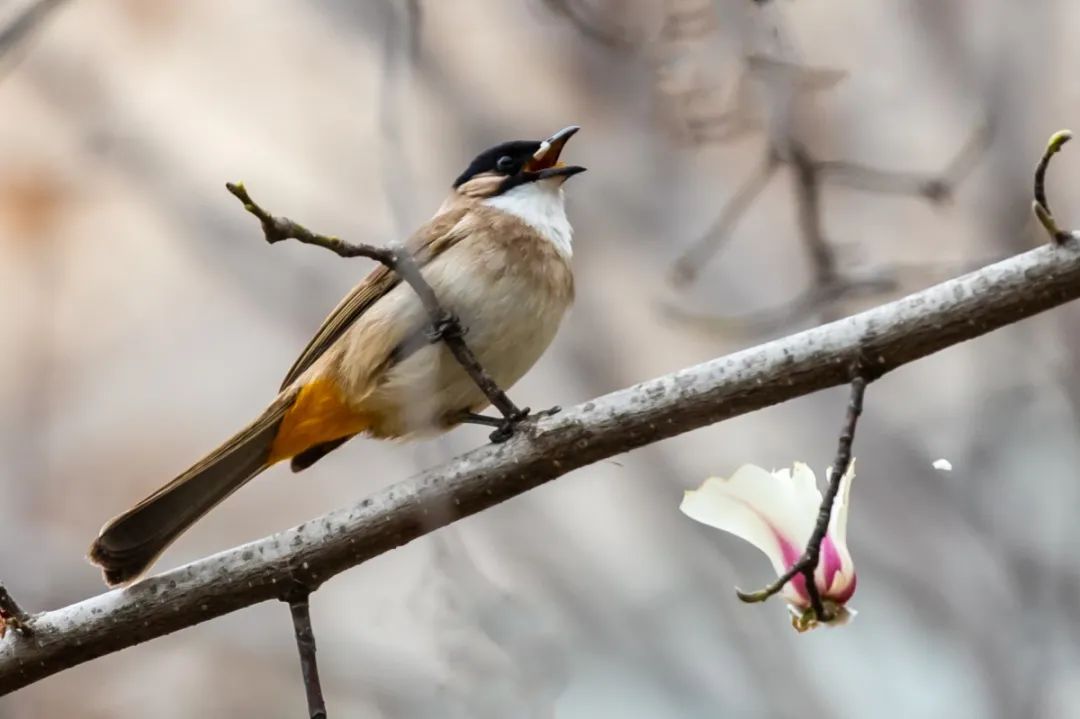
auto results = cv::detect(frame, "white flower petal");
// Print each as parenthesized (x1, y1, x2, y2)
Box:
(789, 462, 826, 536)
(827, 459, 856, 548)
(932, 458, 953, 471)
(680, 464, 818, 574)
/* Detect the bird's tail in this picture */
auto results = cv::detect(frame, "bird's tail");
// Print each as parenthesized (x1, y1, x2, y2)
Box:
(88, 392, 296, 586)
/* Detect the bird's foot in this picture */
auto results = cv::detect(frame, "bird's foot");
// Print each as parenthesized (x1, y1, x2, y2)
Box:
(488, 405, 561, 443)
(456, 406, 561, 443)
(426, 312, 468, 343)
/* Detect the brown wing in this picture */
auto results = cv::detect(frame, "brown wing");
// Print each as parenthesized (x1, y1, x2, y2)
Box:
(278, 206, 473, 390)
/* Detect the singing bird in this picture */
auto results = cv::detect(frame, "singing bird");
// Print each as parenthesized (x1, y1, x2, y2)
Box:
(89, 127, 585, 586)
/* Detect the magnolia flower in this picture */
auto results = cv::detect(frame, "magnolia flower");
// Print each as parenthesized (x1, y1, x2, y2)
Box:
(680, 462, 857, 632)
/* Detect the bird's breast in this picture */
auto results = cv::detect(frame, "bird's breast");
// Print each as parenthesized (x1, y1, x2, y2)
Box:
(423, 222, 574, 385)
(341, 219, 574, 437)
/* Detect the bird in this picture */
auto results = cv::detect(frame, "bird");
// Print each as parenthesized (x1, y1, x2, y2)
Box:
(88, 126, 586, 586)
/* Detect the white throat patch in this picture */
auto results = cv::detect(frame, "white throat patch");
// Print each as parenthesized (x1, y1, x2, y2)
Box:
(483, 179, 573, 258)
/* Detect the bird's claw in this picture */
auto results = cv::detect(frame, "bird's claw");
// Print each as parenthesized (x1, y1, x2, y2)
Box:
(427, 313, 467, 343)
(487, 405, 561, 443)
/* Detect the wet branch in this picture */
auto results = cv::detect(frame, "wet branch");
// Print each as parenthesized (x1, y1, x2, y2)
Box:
(224, 182, 544, 440)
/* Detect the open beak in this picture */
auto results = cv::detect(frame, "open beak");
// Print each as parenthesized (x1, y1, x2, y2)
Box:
(527, 125, 581, 172)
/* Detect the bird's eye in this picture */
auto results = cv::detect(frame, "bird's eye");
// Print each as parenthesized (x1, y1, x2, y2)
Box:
(496, 155, 519, 174)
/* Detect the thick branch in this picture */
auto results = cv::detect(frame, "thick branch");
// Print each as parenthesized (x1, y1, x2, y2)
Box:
(5, 239, 1080, 692)
(224, 182, 530, 432)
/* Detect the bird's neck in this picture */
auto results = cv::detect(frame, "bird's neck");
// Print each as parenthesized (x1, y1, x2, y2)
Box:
(481, 180, 573, 259)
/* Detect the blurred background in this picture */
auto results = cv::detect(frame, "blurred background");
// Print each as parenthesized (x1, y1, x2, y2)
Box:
(2, 0, 1080, 716)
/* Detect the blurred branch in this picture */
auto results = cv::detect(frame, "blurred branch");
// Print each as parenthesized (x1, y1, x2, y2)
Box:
(0, 0, 69, 66)
(669, 151, 779, 283)
(285, 591, 328, 719)
(819, 124, 991, 200)
(657, 5, 989, 332)
(671, 126, 988, 287)
(0, 584, 32, 639)
(666, 125, 990, 334)
(225, 182, 543, 440)
(541, 0, 637, 49)
(6, 228, 1080, 691)
(658, 276, 884, 336)
(789, 142, 836, 287)
(737, 372, 867, 625)
(379, 0, 419, 234)
(403, 0, 422, 59)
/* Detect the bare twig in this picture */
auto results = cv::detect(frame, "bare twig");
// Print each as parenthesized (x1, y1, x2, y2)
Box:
(1033, 130, 1080, 244)
(659, 270, 899, 336)
(541, 0, 637, 49)
(671, 126, 989, 289)
(666, 127, 990, 335)
(6, 234, 1080, 692)
(0, 0, 70, 69)
(736, 371, 867, 624)
(285, 591, 327, 719)
(0, 585, 32, 639)
(224, 182, 545, 440)
(818, 124, 991, 202)
(669, 153, 779, 283)
(789, 143, 837, 287)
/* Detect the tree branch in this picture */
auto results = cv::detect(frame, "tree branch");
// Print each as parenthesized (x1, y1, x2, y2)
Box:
(5, 233, 1080, 692)
(669, 152, 779, 284)
(0, 0, 70, 67)
(0, 585, 32, 640)
(224, 182, 545, 440)
(285, 591, 327, 719)
(669, 123, 988, 302)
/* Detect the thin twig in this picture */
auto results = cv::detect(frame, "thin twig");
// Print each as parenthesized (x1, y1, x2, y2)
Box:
(224, 182, 538, 437)
(816, 160, 950, 201)
(817, 124, 991, 202)
(285, 591, 327, 719)
(1032, 130, 1079, 244)
(659, 270, 894, 336)
(541, 0, 637, 49)
(669, 153, 779, 283)
(0, 584, 32, 638)
(789, 143, 837, 288)
(736, 370, 867, 623)
(0, 0, 70, 70)
(658, 252, 1017, 336)
(671, 125, 988, 287)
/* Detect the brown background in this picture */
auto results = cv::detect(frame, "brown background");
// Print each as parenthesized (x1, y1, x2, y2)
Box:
(2, 0, 1080, 716)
